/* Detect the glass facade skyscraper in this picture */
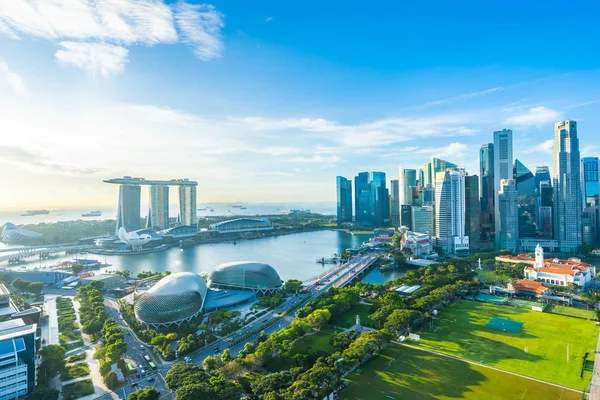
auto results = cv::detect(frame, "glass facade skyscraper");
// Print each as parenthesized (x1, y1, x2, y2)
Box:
(479, 143, 494, 243)
(435, 169, 469, 253)
(399, 168, 417, 205)
(148, 185, 169, 230)
(116, 184, 141, 235)
(179, 185, 197, 227)
(390, 179, 400, 225)
(493, 129, 513, 248)
(553, 120, 582, 252)
(336, 176, 353, 224)
(514, 159, 537, 238)
(498, 179, 518, 252)
(354, 172, 370, 221)
(464, 175, 481, 250)
(582, 157, 599, 208)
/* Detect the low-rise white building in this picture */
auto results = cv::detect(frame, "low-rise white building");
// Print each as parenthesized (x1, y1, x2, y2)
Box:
(401, 231, 433, 257)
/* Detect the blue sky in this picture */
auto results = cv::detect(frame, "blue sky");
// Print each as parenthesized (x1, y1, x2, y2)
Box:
(0, 0, 599, 208)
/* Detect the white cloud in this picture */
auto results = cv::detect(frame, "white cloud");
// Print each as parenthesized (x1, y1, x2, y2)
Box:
(55, 42, 129, 78)
(421, 86, 502, 107)
(416, 142, 470, 159)
(174, 2, 224, 60)
(524, 139, 554, 154)
(0, 59, 28, 97)
(504, 106, 561, 127)
(0, 0, 224, 76)
(265, 17, 273, 22)
(288, 155, 341, 164)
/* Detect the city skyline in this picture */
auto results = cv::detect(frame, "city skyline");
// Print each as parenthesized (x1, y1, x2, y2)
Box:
(1, 1, 600, 208)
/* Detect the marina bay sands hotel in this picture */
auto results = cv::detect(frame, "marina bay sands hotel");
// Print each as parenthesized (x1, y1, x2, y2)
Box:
(104, 176, 198, 235)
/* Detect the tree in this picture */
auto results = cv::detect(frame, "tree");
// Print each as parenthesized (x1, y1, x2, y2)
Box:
(221, 348, 232, 363)
(104, 370, 118, 389)
(128, 387, 159, 400)
(384, 309, 420, 336)
(164, 362, 207, 390)
(83, 320, 103, 339)
(71, 264, 84, 275)
(306, 309, 331, 332)
(27, 387, 59, 400)
(284, 279, 303, 294)
(202, 355, 220, 373)
(39, 345, 66, 384)
(28, 281, 44, 296)
(251, 371, 292, 396)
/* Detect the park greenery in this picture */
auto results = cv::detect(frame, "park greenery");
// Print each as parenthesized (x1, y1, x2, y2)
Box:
(56, 297, 83, 346)
(38, 344, 67, 386)
(15, 219, 115, 245)
(128, 387, 160, 400)
(61, 378, 95, 400)
(10, 278, 44, 296)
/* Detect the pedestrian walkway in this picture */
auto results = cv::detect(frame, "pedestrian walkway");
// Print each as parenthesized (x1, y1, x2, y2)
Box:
(588, 332, 600, 399)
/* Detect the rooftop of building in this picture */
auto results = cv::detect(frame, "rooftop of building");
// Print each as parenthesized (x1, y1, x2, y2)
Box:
(497, 254, 593, 271)
(0, 283, 9, 296)
(103, 176, 198, 186)
(0, 318, 36, 341)
(510, 279, 547, 295)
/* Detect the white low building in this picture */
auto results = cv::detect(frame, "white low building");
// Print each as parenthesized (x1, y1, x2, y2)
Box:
(401, 232, 433, 257)
(507, 244, 597, 287)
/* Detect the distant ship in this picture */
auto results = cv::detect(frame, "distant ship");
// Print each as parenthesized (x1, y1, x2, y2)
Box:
(21, 209, 50, 216)
(82, 211, 102, 217)
(240, 206, 247, 209)
(209, 208, 215, 212)
(231, 205, 243, 208)
(197, 208, 207, 211)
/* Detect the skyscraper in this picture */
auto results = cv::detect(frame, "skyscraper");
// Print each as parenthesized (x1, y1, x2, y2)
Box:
(116, 184, 141, 235)
(498, 179, 518, 252)
(401, 205, 412, 230)
(354, 172, 370, 221)
(336, 176, 353, 225)
(582, 157, 599, 208)
(390, 179, 400, 225)
(147, 185, 169, 230)
(422, 162, 432, 187)
(371, 172, 389, 226)
(412, 206, 434, 235)
(435, 169, 469, 253)
(553, 120, 582, 253)
(399, 168, 417, 205)
(535, 166, 551, 192)
(464, 175, 481, 250)
(179, 185, 197, 227)
(479, 143, 494, 243)
(493, 129, 513, 247)
(514, 160, 537, 238)
(357, 184, 373, 226)
(430, 157, 457, 179)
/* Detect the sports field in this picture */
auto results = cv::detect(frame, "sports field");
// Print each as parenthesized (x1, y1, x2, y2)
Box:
(342, 345, 581, 400)
(414, 299, 598, 389)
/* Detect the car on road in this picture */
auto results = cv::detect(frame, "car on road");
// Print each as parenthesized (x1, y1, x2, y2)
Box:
(131, 383, 138, 388)
(184, 357, 192, 362)
(140, 345, 144, 349)
(213, 347, 220, 353)
(148, 377, 155, 383)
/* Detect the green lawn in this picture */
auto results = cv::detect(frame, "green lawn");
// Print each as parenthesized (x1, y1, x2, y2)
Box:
(62, 378, 94, 400)
(414, 300, 598, 389)
(475, 270, 508, 284)
(342, 345, 582, 400)
(329, 303, 378, 329)
(546, 304, 595, 319)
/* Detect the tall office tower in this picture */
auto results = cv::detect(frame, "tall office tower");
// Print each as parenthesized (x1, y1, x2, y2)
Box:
(390, 179, 400, 225)
(582, 207, 597, 246)
(498, 179, 518, 252)
(582, 157, 600, 208)
(553, 120, 582, 253)
(422, 163, 432, 187)
(538, 206, 553, 238)
(354, 172, 370, 221)
(535, 166, 551, 192)
(116, 184, 141, 235)
(0, 318, 37, 398)
(514, 160, 537, 238)
(147, 185, 169, 230)
(464, 175, 481, 250)
(336, 176, 353, 225)
(412, 206, 434, 235)
(357, 184, 373, 226)
(371, 172, 389, 226)
(422, 185, 435, 206)
(479, 143, 495, 243)
(399, 168, 417, 205)
(493, 129, 513, 247)
(401, 204, 412, 229)
(417, 168, 424, 187)
(435, 170, 469, 253)
(410, 186, 424, 206)
(179, 185, 197, 227)
(431, 157, 457, 179)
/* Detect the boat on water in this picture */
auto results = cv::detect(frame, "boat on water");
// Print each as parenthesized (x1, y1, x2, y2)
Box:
(82, 211, 102, 217)
(231, 205, 243, 208)
(198, 208, 208, 211)
(21, 209, 50, 216)
(209, 208, 215, 212)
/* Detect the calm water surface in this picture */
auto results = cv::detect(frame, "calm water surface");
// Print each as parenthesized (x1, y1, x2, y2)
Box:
(40, 230, 373, 282)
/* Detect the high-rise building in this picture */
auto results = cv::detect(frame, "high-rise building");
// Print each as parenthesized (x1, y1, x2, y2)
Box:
(179, 185, 197, 227)
(399, 168, 417, 205)
(336, 176, 353, 225)
(535, 166, 551, 192)
(0, 318, 37, 398)
(498, 179, 518, 252)
(422, 163, 432, 187)
(464, 175, 481, 250)
(354, 172, 370, 221)
(493, 129, 513, 248)
(582, 207, 597, 246)
(422, 185, 435, 206)
(353, 172, 389, 227)
(435, 169, 469, 253)
(357, 184, 373, 226)
(538, 206, 553, 238)
(514, 160, 537, 238)
(390, 179, 400, 225)
(401, 205, 412, 229)
(553, 120, 582, 253)
(582, 157, 599, 208)
(412, 206, 434, 235)
(417, 168, 424, 187)
(431, 157, 457, 179)
(479, 143, 494, 243)
(373, 172, 390, 227)
(116, 184, 141, 235)
(147, 185, 169, 230)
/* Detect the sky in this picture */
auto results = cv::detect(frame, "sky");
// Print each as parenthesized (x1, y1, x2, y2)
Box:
(0, 0, 599, 209)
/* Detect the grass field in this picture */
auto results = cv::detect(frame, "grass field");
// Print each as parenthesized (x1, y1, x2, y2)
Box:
(342, 345, 582, 400)
(329, 303, 378, 329)
(414, 300, 598, 389)
(546, 304, 595, 319)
